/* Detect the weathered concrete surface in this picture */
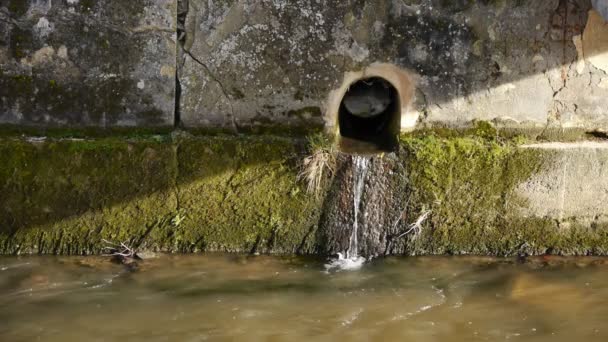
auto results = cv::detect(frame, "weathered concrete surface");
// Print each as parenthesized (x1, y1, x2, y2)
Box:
(518, 142, 608, 223)
(2, 132, 608, 256)
(0, 0, 176, 127)
(180, 0, 608, 133)
(0, 134, 321, 255)
(584, 9, 608, 75)
(1, 0, 606, 132)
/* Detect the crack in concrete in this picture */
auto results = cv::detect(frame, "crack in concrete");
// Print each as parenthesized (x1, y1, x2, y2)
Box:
(184, 50, 239, 133)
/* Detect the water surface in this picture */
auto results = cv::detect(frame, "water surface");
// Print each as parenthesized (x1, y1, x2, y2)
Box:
(1, 254, 607, 341)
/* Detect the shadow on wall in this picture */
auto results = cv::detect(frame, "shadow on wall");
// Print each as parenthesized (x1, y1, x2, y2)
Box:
(180, 0, 608, 131)
(0, 136, 316, 254)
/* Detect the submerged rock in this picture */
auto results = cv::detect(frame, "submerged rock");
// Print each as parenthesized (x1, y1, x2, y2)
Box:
(510, 273, 585, 316)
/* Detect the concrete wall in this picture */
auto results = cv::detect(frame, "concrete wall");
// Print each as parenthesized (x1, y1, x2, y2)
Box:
(181, 0, 608, 133)
(0, 0, 176, 127)
(1, 0, 608, 255)
(2, 135, 608, 256)
(1, 0, 607, 132)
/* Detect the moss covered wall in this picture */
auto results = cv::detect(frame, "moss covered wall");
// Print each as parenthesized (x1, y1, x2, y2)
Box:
(1, 130, 608, 256)
(0, 134, 321, 255)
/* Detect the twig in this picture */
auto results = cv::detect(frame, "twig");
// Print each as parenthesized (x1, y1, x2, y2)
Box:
(384, 209, 431, 255)
(395, 211, 431, 239)
(101, 239, 138, 258)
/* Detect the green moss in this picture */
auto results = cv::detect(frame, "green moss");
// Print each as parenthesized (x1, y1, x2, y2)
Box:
(8, 0, 29, 17)
(0, 130, 606, 256)
(0, 137, 178, 255)
(0, 135, 320, 255)
(469, 120, 498, 140)
(236, 123, 324, 136)
(396, 133, 537, 254)
(415, 121, 602, 143)
(171, 136, 321, 254)
(394, 132, 608, 256)
(0, 124, 174, 140)
(286, 106, 323, 119)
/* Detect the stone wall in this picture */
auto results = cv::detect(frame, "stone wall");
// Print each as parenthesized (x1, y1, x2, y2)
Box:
(2, 1, 608, 256)
(1, 0, 607, 132)
(2, 132, 608, 256)
(182, 0, 608, 133)
(0, 0, 176, 127)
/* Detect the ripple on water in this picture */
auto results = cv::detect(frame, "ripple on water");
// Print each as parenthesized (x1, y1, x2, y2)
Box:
(0, 255, 608, 341)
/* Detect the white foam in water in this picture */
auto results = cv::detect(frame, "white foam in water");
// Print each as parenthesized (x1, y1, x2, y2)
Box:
(324, 253, 366, 272)
(325, 155, 370, 272)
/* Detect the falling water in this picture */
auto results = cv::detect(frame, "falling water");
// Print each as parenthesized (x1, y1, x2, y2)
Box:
(323, 152, 406, 271)
(325, 155, 371, 271)
(347, 155, 369, 259)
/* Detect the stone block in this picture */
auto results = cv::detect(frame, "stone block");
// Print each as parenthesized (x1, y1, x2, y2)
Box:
(179, 0, 608, 132)
(0, 0, 177, 127)
(518, 141, 608, 223)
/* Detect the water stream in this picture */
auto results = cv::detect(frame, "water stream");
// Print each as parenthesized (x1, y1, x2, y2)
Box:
(2, 254, 608, 341)
(347, 155, 369, 260)
(325, 155, 371, 271)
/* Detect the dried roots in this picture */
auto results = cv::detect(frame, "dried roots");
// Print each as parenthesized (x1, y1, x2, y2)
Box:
(298, 133, 336, 197)
(102, 239, 139, 259)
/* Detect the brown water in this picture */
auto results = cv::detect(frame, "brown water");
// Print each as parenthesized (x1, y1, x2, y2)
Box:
(1, 254, 608, 341)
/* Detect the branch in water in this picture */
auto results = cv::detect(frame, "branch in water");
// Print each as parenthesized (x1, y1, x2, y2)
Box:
(101, 239, 138, 258)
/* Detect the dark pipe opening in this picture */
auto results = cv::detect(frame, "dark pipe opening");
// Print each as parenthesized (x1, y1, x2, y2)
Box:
(338, 77, 400, 153)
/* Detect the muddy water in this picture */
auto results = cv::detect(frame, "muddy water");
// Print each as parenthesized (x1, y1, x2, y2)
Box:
(1, 255, 608, 341)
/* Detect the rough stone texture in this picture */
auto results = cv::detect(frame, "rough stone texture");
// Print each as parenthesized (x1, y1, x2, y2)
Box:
(0, 0, 176, 127)
(518, 142, 608, 223)
(3, 132, 608, 256)
(180, 0, 608, 132)
(0, 134, 321, 255)
(583, 9, 608, 74)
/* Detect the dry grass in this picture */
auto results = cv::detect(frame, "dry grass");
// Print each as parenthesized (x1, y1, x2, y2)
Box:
(299, 133, 337, 197)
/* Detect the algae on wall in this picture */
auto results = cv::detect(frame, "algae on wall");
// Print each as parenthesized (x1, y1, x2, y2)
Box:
(395, 131, 608, 256)
(174, 136, 322, 253)
(395, 133, 543, 255)
(2, 130, 608, 256)
(0, 135, 321, 255)
(0, 137, 179, 254)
